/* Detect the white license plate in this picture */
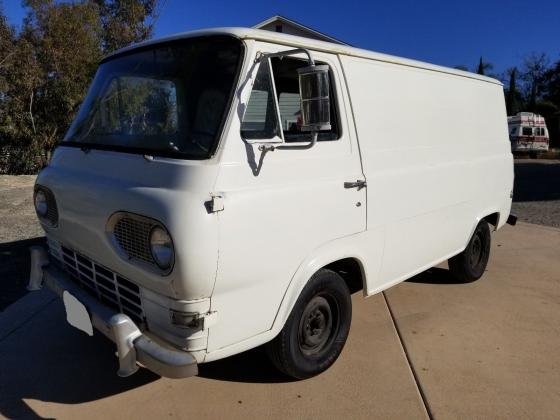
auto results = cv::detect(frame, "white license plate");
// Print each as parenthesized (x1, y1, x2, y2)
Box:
(63, 291, 93, 336)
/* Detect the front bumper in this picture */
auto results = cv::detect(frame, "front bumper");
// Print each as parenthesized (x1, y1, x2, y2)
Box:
(28, 246, 198, 379)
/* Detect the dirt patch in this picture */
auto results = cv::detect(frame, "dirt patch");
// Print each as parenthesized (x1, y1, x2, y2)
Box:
(0, 175, 43, 243)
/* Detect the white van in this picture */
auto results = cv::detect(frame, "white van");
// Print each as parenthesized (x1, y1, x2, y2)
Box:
(29, 28, 516, 379)
(508, 112, 550, 156)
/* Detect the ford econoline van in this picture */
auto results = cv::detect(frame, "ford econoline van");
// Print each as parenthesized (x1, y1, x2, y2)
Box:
(29, 28, 516, 379)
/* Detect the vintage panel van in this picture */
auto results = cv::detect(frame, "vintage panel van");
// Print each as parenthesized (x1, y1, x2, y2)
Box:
(29, 28, 516, 379)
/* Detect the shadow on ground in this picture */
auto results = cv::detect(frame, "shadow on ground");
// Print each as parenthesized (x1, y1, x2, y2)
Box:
(0, 301, 159, 419)
(406, 267, 465, 285)
(0, 237, 45, 311)
(0, 296, 294, 419)
(198, 346, 294, 384)
(513, 161, 560, 202)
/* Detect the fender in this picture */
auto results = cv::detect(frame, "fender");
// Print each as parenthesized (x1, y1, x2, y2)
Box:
(270, 225, 388, 330)
(462, 209, 502, 254)
(203, 229, 382, 363)
(270, 232, 370, 334)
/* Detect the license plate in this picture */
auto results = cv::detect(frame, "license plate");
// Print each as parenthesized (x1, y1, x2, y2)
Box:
(63, 291, 93, 336)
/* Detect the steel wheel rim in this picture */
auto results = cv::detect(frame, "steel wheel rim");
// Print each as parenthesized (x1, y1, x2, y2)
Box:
(298, 295, 339, 357)
(469, 232, 483, 268)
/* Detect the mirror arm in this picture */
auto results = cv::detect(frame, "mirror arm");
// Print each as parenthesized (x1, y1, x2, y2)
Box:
(258, 132, 318, 152)
(256, 48, 320, 152)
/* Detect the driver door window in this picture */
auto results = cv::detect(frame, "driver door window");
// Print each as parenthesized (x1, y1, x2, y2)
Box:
(240, 61, 281, 139)
(241, 56, 339, 142)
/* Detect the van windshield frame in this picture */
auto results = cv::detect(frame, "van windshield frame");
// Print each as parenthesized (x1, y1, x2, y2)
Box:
(62, 35, 244, 160)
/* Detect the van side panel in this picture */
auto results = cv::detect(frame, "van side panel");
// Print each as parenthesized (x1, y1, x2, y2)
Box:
(340, 55, 513, 293)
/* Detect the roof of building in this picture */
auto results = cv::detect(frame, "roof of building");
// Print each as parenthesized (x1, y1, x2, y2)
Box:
(252, 15, 349, 46)
(104, 27, 501, 86)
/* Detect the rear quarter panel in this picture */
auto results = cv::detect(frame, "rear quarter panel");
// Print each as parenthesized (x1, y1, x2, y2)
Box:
(340, 55, 513, 292)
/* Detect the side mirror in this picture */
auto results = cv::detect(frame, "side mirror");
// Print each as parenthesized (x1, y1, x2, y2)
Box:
(297, 65, 331, 132)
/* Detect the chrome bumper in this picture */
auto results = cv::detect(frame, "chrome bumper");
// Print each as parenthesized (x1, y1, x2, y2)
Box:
(28, 246, 198, 379)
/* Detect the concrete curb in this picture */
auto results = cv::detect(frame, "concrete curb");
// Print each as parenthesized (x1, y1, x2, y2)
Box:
(0, 288, 56, 342)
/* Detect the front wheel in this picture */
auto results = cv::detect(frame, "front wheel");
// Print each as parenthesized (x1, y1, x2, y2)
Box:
(266, 269, 352, 379)
(448, 220, 491, 282)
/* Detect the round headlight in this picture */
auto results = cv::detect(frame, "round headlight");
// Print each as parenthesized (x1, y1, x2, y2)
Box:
(34, 190, 48, 217)
(149, 226, 174, 270)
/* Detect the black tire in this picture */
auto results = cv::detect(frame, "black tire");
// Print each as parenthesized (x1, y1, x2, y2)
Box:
(266, 269, 352, 379)
(449, 220, 491, 282)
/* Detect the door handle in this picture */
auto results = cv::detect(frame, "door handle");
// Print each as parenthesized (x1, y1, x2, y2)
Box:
(344, 180, 367, 190)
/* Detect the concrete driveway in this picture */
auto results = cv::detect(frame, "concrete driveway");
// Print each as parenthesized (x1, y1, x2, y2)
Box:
(1, 222, 559, 419)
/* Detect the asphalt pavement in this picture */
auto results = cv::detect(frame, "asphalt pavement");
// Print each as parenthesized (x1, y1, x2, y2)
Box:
(512, 159, 560, 228)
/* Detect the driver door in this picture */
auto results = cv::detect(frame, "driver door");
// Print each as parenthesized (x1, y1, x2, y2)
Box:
(209, 44, 367, 351)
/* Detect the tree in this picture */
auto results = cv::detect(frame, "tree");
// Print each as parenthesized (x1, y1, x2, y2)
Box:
(0, 4, 45, 173)
(540, 60, 560, 148)
(94, 0, 160, 52)
(542, 60, 560, 108)
(505, 67, 522, 116)
(476, 57, 494, 76)
(520, 52, 549, 111)
(0, 6, 15, 99)
(22, 0, 103, 150)
(0, 0, 162, 174)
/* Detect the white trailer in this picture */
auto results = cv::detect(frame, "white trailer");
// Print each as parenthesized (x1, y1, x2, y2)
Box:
(29, 28, 515, 379)
(508, 112, 550, 155)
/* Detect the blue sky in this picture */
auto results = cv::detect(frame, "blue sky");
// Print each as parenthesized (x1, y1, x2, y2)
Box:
(3, 0, 560, 77)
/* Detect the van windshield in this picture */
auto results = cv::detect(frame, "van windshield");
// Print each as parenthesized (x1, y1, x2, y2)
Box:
(63, 36, 242, 159)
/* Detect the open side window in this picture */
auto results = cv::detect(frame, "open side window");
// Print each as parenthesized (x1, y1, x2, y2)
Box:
(240, 60, 281, 140)
(241, 56, 339, 142)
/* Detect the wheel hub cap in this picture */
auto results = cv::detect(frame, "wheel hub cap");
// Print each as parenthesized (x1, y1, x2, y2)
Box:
(299, 296, 333, 355)
(470, 233, 483, 267)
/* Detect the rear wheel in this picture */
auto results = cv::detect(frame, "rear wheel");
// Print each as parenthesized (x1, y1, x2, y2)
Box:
(266, 269, 352, 379)
(448, 220, 491, 282)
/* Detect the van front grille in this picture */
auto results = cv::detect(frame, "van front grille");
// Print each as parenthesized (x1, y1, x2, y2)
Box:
(48, 241, 144, 324)
(113, 216, 155, 265)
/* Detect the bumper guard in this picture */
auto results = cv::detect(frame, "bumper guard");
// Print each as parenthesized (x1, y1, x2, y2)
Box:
(28, 246, 198, 379)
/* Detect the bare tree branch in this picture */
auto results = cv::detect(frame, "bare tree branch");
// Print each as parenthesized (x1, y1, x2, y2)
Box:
(0, 51, 14, 68)
(29, 90, 36, 134)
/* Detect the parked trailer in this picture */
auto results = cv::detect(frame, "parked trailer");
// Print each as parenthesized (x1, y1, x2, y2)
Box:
(29, 28, 515, 379)
(508, 112, 550, 156)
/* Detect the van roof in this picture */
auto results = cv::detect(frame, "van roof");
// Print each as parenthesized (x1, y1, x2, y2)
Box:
(104, 27, 502, 86)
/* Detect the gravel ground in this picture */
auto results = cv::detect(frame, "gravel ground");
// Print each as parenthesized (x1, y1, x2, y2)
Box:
(0, 175, 42, 243)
